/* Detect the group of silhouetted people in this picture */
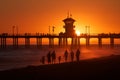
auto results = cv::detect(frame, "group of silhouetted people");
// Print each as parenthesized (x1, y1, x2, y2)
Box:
(40, 49, 81, 64)
(40, 50, 56, 64)
(64, 49, 81, 62)
(47, 50, 56, 64)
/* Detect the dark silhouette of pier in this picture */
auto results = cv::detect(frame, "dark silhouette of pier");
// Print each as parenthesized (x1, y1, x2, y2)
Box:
(0, 33, 120, 48)
(0, 14, 120, 48)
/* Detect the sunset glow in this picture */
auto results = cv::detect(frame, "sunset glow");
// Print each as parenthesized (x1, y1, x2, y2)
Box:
(0, 0, 120, 34)
(75, 30, 80, 36)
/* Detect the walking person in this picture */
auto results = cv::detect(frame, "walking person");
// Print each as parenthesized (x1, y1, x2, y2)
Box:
(47, 51, 51, 64)
(51, 50, 56, 64)
(40, 56, 45, 64)
(58, 56, 61, 64)
(70, 50, 74, 62)
(64, 50, 68, 62)
(76, 49, 81, 62)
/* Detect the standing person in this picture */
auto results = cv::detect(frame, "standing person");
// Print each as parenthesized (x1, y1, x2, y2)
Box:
(40, 56, 45, 64)
(47, 51, 51, 64)
(58, 56, 61, 64)
(76, 49, 81, 62)
(51, 50, 56, 64)
(64, 50, 68, 62)
(70, 50, 74, 62)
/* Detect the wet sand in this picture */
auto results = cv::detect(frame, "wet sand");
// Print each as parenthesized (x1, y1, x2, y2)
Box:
(0, 54, 120, 80)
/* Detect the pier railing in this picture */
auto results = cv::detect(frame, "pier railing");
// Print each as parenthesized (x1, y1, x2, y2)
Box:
(1, 33, 120, 37)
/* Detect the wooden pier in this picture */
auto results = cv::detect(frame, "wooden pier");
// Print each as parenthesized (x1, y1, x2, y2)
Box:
(0, 33, 120, 48)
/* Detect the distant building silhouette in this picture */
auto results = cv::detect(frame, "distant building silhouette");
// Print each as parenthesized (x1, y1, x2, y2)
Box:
(59, 13, 76, 37)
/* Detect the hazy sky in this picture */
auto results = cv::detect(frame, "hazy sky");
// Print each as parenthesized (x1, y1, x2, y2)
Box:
(0, 0, 120, 34)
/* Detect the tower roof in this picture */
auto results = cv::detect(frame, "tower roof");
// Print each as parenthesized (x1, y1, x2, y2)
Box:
(63, 12, 75, 22)
(63, 17, 75, 22)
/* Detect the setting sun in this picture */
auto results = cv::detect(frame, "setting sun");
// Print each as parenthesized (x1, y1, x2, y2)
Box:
(75, 30, 80, 36)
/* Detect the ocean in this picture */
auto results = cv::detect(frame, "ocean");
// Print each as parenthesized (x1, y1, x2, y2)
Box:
(0, 45, 120, 71)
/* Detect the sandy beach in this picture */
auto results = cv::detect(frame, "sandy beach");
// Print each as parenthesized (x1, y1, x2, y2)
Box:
(0, 54, 120, 80)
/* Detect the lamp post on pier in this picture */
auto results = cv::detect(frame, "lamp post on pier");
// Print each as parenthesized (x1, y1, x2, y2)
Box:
(12, 25, 19, 36)
(16, 26, 18, 35)
(52, 26, 55, 35)
(49, 26, 50, 35)
(12, 26, 15, 36)
(85, 26, 90, 35)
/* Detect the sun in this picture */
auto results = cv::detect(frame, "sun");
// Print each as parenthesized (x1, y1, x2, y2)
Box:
(75, 30, 80, 36)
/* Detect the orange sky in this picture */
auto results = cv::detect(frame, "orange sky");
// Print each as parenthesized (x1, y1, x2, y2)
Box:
(0, 0, 120, 34)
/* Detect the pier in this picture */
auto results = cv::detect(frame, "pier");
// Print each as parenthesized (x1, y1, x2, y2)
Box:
(0, 33, 120, 48)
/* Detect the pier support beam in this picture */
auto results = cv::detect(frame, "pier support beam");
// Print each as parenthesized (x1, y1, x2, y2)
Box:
(59, 37, 62, 46)
(110, 38, 114, 48)
(25, 37, 30, 48)
(13, 37, 18, 48)
(77, 38, 80, 47)
(71, 38, 75, 46)
(65, 38, 68, 46)
(63, 38, 66, 46)
(75, 38, 77, 46)
(59, 38, 68, 46)
(49, 38, 54, 47)
(86, 37, 90, 47)
(71, 37, 80, 47)
(98, 38, 102, 47)
(1, 37, 6, 48)
(36, 38, 42, 47)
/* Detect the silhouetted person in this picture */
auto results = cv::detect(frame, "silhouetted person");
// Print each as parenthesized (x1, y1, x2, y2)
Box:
(47, 51, 51, 64)
(51, 50, 56, 64)
(70, 50, 74, 62)
(64, 50, 68, 62)
(58, 56, 61, 64)
(41, 56, 45, 64)
(76, 49, 80, 62)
